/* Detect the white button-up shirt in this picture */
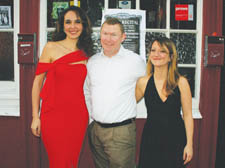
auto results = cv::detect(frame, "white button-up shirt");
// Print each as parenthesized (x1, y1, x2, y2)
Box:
(84, 46, 146, 123)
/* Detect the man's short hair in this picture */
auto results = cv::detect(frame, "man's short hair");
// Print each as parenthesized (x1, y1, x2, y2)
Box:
(102, 17, 125, 34)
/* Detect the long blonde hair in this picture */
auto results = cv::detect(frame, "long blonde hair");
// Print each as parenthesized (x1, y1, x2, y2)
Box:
(147, 37, 180, 95)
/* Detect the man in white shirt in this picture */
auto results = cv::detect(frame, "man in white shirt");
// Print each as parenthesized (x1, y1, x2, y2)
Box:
(84, 17, 146, 168)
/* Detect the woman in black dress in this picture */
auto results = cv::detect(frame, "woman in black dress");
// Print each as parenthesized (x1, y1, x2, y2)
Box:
(136, 37, 194, 168)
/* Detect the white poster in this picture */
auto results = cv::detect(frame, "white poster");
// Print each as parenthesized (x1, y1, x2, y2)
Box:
(102, 9, 146, 62)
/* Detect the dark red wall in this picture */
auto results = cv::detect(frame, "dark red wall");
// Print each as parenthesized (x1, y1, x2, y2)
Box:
(197, 0, 224, 168)
(0, 0, 40, 168)
(19, 0, 41, 168)
(0, 117, 26, 168)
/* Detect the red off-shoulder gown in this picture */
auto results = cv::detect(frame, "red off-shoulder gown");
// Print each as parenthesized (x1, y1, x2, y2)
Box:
(35, 50, 89, 168)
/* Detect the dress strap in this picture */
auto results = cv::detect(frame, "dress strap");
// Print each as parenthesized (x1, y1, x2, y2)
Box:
(144, 76, 153, 98)
(36, 63, 56, 111)
(35, 50, 88, 75)
(53, 50, 88, 64)
(35, 63, 53, 75)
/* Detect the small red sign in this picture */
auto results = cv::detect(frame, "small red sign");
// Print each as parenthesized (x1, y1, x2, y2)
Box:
(175, 4, 188, 21)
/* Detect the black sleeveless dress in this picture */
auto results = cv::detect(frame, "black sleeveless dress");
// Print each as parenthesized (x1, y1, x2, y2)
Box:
(138, 76, 187, 168)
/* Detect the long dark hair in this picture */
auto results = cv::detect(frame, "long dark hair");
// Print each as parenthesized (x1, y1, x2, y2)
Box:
(52, 6, 94, 57)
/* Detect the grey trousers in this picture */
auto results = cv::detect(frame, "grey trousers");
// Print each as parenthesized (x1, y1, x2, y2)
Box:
(88, 121, 136, 168)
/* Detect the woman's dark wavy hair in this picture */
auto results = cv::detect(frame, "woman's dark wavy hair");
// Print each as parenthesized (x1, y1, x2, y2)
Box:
(52, 6, 94, 57)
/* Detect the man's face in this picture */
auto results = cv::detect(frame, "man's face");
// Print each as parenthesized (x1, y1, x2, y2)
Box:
(100, 23, 126, 57)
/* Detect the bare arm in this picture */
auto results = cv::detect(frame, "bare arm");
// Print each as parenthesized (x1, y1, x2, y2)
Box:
(31, 43, 52, 137)
(179, 76, 194, 164)
(135, 76, 149, 103)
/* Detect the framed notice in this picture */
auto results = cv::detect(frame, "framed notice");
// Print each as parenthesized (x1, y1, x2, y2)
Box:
(52, 2, 69, 20)
(102, 9, 146, 62)
(0, 6, 12, 29)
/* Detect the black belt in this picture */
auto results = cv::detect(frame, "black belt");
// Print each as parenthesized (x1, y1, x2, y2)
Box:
(95, 118, 135, 128)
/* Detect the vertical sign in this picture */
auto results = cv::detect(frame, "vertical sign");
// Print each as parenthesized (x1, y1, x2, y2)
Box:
(188, 4, 194, 21)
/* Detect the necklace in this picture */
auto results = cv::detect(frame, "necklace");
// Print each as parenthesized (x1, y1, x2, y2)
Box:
(58, 42, 76, 52)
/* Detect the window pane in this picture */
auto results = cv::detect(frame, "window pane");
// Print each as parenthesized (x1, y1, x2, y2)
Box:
(109, 0, 136, 9)
(145, 32, 166, 61)
(178, 67, 195, 97)
(47, 0, 70, 28)
(0, 32, 14, 81)
(170, 0, 197, 30)
(92, 31, 101, 54)
(47, 30, 101, 54)
(48, 30, 101, 54)
(170, 33, 196, 64)
(81, 0, 104, 27)
(0, 0, 13, 28)
(140, 0, 166, 29)
(47, 0, 104, 27)
(47, 31, 54, 41)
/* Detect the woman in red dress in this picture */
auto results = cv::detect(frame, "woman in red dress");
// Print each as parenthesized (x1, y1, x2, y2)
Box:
(31, 6, 93, 168)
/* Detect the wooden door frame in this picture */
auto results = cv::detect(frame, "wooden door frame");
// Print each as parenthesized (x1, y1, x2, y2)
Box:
(19, 0, 41, 168)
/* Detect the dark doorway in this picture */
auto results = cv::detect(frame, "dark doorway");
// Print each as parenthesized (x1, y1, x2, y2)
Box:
(215, 0, 225, 167)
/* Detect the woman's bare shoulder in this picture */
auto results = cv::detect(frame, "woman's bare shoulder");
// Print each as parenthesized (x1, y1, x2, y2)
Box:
(136, 75, 152, 97)
(139, 74, 151, 82)
(137, 75, 151, 87)
(178, 76, 189, 86)
(44, 41, 60, 51)
(39, 42, 59, 62)
(178, 76, 191, 93)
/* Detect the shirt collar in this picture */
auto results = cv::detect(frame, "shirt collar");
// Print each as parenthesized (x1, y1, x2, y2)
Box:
(101, 45, 124, 58)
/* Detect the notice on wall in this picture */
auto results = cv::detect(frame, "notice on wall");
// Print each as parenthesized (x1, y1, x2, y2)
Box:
(102, 9, 146, 62)
(118, 0, 132, 9)
(0, 6, 12, 28)
(175, 4, 194, 21)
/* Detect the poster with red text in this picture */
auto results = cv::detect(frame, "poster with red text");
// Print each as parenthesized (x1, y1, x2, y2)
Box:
(175, 4, 193, 21)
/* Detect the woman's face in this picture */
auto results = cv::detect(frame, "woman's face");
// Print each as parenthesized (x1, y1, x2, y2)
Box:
(149, 41, 171, 67)
(64, 11, 83, 40)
